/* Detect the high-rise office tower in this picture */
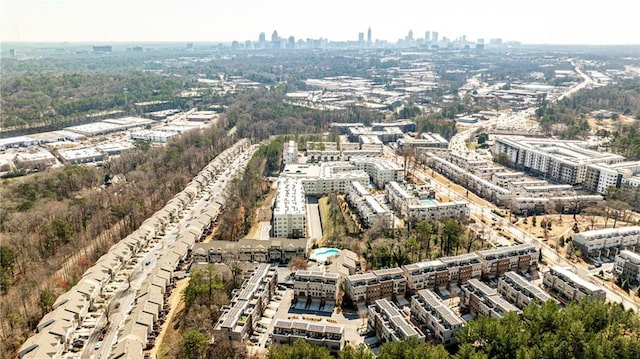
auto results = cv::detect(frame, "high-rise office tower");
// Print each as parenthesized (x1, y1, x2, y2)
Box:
(259, 32, 266, 43)
(406, 29, 414, 42)
(367, 27, 372, 46)
(424, 31, 431, 43)
(432, 31, 439, 43)
(358, 32, 365, 44)
(271, 30, 280, 49)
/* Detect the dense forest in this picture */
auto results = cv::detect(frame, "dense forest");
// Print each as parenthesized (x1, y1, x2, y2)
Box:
(0, 72, 189, 131)
(0, 127, 234, 357)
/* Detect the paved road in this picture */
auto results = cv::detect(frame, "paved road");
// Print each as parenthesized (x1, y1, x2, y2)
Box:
(306, 197, 323, 250)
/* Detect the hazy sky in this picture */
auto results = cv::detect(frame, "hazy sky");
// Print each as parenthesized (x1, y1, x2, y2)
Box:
(2, 0, 639, 44)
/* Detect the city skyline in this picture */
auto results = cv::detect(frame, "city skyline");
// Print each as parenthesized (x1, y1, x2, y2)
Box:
(1, 0, 639, 45)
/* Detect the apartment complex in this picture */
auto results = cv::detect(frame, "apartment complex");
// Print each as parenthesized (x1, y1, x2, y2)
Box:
(283, 140, 298, 164)
(493, 136, 624, 185)
(272, 319, 345, 354)
(280, 163, 369, 196)
(583, 161, 640, 194)
(460, 279, 521, 319)
(273, 177, 307, 238)
(542, 266, 606, 303)
(397, 132, 449, 150)
(344, 267, 406, 305)
(293, 270, 340, 303)
(192, 238, 306, 264)
(497, 272, 555, 309)
(614, 250, 640, 285)
(402, 252, 482, 291)
(387, 181, 469, 222)
(572, 226, 640, 258)
(477, 243, 539, 279)
(214, 264, 278, 341)
(350, 156, 404, 188)
(345, 181, 392, 227)
(410, 289, 465, 346)
(368, 299, 425, 343)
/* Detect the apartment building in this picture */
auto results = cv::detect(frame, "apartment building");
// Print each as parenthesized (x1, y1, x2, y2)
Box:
(397, 132, 448, 150)
(572, 226, 640, 258)
(614, 250, 640, 285)
(272, 177, 306, 238)
(492, 171, 526, 188)
(497, 271, 555, 309)
(293, 270, 340, 303)
(272, 319, 345, 354)
(345, 181, 392, 227)
(402, 252, 482, 291)
(493, 136, 624, 185)
(424, 154, 513, 205)
(410, 289, 465, 346)
(460, 279, 521, 319)
(477, 243, 539, 279)
(192, 238, 305, 264)
(386, 181, 469, 222)
(214, 264, 278, 341)
(281, 163, 369, 196)
(283, 140, 298, 165)
(542, 266, 606, 303)
(368, 298, 425, 343)
(344, 267, 406, 305)
(350, 156, 403, 188)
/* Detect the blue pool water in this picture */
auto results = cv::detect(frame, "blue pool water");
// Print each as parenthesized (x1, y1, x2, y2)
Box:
(311, 248, 339, 262)
(420, 199, 439, 206)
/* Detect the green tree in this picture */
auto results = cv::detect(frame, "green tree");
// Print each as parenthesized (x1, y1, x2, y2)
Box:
(183, 264, 224, 308)
(377, 338, 450, 359)
(180, 330, 208, 359)
(339, 344, 375, 359)
(442, 219, 462, 256)
(39, 288, 55, 314)
(267, 338, 332, 359)
(415, 220, 434, 259)
(0, 245, 18, 293)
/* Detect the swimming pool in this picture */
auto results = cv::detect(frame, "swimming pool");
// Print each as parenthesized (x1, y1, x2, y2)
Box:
(420, 199, 439, 206)
(310, 248, 340, 262)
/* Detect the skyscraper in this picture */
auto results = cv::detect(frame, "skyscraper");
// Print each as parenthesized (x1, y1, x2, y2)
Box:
(424, 31, 431, 43)
(406, 29, 414, 42)
(358, 32, 365, 45)
(259, 32, 266, 43)
(367, 27, 372, 46)
(271, 30, 280, 49)
(432, 31, 439, 43)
